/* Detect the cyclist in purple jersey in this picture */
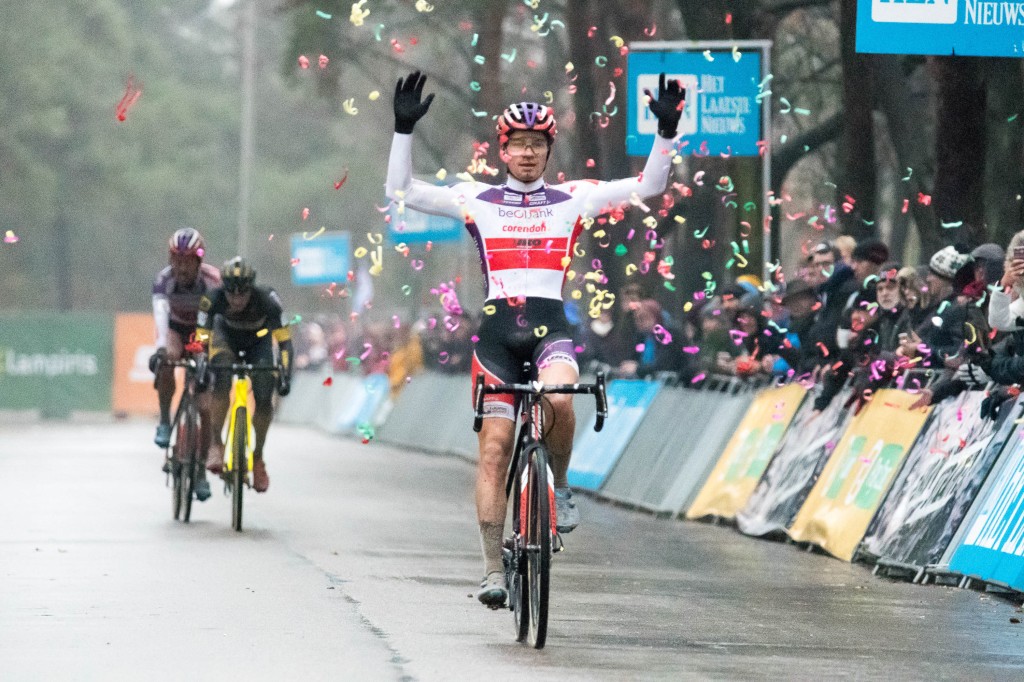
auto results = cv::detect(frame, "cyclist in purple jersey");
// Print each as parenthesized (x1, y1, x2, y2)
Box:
(386, 71, 685, 607)
(150, 227, 221, 501)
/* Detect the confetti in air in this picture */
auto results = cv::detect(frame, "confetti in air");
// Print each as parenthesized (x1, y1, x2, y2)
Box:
(115, 75, 142, 122)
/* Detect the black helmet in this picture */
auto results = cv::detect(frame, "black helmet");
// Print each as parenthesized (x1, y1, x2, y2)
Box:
(221, 256, 255, 293)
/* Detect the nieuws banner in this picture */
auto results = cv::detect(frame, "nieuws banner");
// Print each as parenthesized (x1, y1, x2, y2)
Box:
(568, 379, 662, 490)
(949, 404, 1024, 591)
(0, 312, 113, 417)
(860, 391, 1005, 569)
(736, 387, 855, 537)
(685, 383, 806, 521)
(788, 389, 931, 561)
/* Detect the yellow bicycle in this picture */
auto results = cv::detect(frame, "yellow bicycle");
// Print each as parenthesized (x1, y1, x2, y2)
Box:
(222, 351, 278, 532)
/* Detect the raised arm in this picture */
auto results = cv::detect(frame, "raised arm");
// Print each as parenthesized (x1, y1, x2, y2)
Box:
(384, 71, 464, 219)
(576, 73, 685, 215)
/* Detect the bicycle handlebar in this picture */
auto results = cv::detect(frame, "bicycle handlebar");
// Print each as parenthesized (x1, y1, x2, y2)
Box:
(473, 372, 609, 433)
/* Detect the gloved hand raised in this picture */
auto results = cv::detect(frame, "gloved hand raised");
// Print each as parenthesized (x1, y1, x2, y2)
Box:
(394, 70, 435, 134)
(644, 72, 686, 139)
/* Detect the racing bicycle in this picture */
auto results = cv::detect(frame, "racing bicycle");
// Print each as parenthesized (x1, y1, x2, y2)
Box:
(156, 346, 207, 523)
(221, 350, 279, 532)
(473, 364, 607, 649)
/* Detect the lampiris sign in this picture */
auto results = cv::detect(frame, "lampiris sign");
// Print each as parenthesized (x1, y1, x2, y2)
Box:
(0, 313, 113, 416)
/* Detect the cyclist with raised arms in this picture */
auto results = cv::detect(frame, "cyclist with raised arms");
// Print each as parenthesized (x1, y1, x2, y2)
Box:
(150, 227, 221, 501)
(195, 257, 293, 493)
(386, 70, 684, 607)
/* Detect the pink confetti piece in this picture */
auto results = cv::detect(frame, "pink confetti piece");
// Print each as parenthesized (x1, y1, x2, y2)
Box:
(115, 74, 142, 122)
(298, 55, 310, 69)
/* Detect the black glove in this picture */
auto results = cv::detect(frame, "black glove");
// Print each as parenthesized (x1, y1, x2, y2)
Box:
(394, 70, 435, 134)
(644, 73, 686, 138)
(277, 370, 291, 397)
(149, 347, 168, 373)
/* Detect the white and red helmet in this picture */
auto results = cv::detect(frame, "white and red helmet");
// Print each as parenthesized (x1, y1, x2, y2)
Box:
(168, 227, 205, 259)
(496, 102, 557, 146)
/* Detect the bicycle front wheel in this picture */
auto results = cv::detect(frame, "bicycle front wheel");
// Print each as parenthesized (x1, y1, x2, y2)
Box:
(525, 445, 552, 649)
(181, 401, 200, 523)
(231, 406, 247, 532)
(171, 415, 186, 521)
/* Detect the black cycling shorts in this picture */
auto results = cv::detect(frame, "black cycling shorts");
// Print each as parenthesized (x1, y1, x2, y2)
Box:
(471, 297, 579, 421)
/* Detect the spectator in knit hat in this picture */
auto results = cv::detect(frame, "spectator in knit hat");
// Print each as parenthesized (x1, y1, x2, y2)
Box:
(900, 246, 978, 369)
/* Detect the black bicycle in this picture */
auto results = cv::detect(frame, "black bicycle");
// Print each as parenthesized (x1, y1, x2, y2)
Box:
(156, 351, 207, 523)
(474, 364, 607, 649)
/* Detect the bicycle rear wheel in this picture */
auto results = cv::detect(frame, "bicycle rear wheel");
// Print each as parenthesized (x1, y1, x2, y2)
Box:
(525, 444, 553, 649)
(230, 406, 247, 532)
(181, 401, 200, 523)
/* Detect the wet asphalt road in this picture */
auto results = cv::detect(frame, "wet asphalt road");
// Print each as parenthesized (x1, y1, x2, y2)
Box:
(2, 421, 1023, 681)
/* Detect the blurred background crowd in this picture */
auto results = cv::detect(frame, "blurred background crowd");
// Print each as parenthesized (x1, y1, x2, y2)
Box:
(292, 228, 1024, 420)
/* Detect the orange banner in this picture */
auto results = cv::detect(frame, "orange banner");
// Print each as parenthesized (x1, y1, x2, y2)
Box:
(112, 313, 175, 417)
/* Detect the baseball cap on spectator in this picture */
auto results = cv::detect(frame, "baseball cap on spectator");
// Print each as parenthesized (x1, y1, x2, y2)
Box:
(851, 238, 889, 266)
(806, 240, 836, 262)
(780, 279, 815, 304)
(971, 243, 1005, 263)
(929, 245, 971, 280)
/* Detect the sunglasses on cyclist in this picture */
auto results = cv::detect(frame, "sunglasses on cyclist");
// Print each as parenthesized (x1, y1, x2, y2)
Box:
(506, 138, 549, 154)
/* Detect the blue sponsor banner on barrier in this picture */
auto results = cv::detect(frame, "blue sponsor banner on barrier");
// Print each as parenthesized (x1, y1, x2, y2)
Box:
(388, 205, 464, 244)
(568, 380, 662, 490)
(857, 0, 1024, 57)
(626, 50, 762, 157)
(291, 231, 350, 286)
(948, 422, 1024, 590)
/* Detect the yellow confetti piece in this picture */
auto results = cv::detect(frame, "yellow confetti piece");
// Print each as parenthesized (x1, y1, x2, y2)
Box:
(684, 302, 693, 312)
(673, 215, 686, 224)
(642, 216, 658, 229)
(367, 232, 383, 245)
(350, 0, 369, 26)
(342, 98, 358, 115)
(609, 36, 624, 48)
(483, 304, 497, 315)
(368, 90, 380, 100)
(571, 290, 582, 300)
(303, 226, 326, 240)
(543, 91, 554, 104)
(414, 0, 434, 11)
(455, 172, 475, 182)
(573, 243, 586, 257)
(561, 256, 572, 268)
(565, 62, 574, 72)
(256, 328, 269, 338)
(354, 246, 368, 258)
(435, 168, 447, 180)
(732, 45, 741, 62)
(534, 326, 549, 338)
(703, 50, 714, 61)
(625, 264, 637, 275)
(592, 229, 606, 239)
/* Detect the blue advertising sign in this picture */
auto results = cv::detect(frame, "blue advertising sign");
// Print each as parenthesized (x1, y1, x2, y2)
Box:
(948, 421, 1024, 591)
(568, 380, 662, 490)
(389, 204, 464, 244)
(290, 231, 350, 286)
(857, 0, 1024, 57)
(626, 49, 763, 157)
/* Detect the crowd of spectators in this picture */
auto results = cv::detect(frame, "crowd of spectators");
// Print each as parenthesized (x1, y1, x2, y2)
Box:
(290, 230, 1024, 417)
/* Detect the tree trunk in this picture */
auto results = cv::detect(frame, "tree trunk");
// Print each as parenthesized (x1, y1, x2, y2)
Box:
(837, 0, 876, 240)
(474, 2, 507, 169)
(565, 0, 601, 172)
(985, 58, 1024, 247)
(933, 56, 987, 246)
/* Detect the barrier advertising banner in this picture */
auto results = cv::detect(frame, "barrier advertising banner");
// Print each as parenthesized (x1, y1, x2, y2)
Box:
(949, 409, 1024, 591)
(860, 391, 1006, 569)
(0, 312, 113, 417)
(112, 312, 168, 417)
(685, 383, 806, 520)
(736, 387, 854, 537)
(568, 379, 662, 490)
(788, 389, 931, 560)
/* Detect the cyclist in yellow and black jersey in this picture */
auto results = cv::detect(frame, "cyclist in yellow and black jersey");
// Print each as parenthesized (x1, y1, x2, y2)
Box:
(195, 257, 292, 493)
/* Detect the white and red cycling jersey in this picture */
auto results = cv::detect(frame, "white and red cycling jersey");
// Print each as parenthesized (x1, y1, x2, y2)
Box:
(385, 133, 676, 302)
